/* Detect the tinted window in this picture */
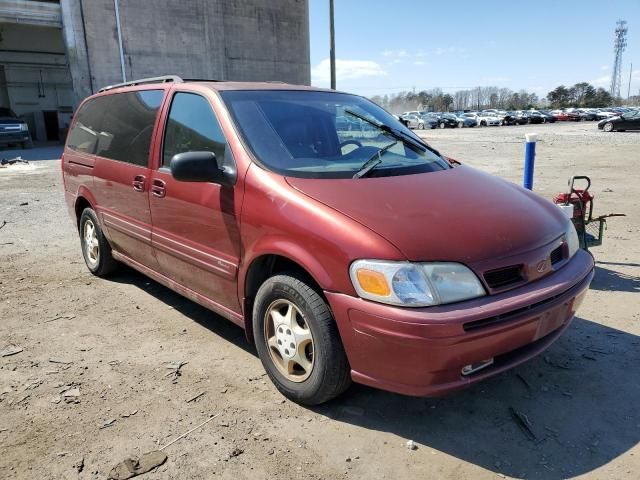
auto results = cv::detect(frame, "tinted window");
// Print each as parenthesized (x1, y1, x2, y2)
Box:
(96, 90, 164, 166)
(162, 92, 229, 168)
(66, 98, 104, 154)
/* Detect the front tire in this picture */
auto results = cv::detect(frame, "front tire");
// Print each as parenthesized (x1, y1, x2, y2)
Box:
(79, 208, 118, 276)
(603, 122, 614, 132)
(418, 122, 424, 130)
(253, 273, 351, 405)
(439, 122, 446, 129)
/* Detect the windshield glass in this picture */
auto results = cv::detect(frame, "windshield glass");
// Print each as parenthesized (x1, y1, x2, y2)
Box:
(221, 90, 449, 179)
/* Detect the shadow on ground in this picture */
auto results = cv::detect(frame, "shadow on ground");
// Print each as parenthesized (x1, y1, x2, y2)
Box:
(108, 268, 255, 356)
(108, 268, 639, 480)
(591, 264, 640, 292)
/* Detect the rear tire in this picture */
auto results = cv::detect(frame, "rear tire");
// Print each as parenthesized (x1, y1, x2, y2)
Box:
(253, 273, 351, 405)
(79, 208, 118, 276)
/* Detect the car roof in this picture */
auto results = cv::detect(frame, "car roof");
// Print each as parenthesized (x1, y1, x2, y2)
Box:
(96, 75, 336, 95)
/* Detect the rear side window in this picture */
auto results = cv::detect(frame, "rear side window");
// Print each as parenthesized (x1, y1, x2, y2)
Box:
(66, 99, 103, 154)
(162, 92, 229, 168)
(67, 90, 164, 166)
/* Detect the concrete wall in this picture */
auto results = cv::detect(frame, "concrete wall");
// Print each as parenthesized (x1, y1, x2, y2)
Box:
(64, 0, 310, 97)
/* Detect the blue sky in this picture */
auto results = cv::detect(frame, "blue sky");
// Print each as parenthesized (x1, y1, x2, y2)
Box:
(309, 0, 640, 98)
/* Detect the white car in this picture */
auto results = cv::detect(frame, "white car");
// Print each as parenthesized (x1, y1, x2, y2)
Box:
(400, 114, 425, 130)
(476, 112, 503, 126)
(596, 110, 617, 119)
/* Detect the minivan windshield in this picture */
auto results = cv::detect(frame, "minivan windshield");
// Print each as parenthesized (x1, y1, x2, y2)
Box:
(221, 90, 450, 179)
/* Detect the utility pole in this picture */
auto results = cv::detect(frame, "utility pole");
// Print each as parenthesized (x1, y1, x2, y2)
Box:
(628, 62, 633, 99)
(610, 20, 628, 98)
(329, 0, 336, 89)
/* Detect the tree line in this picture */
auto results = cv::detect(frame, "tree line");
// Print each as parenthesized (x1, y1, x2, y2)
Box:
(546, 83, 612, 108)
(369, 82, 627, 113)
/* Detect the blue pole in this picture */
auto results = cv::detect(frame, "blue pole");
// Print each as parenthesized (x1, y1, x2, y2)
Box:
(523, 133, 537, 190)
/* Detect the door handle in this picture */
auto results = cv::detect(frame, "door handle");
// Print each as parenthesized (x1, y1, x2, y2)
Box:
(151, 179, 166, 198)
(132, 174, 146, 192)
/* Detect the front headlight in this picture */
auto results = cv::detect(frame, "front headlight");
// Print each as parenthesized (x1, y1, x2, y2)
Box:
(565, 221, 579, 259)
(349, 260, 486, 307)
(20, 123, 28, 132)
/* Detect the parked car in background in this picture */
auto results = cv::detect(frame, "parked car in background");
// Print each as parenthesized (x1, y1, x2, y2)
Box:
(437, 113, 460, 129)
(401, 114, 425, 130)
(596, 109, 617, 120)
(501, 112, 518, 126)
(538, 111, 557, 123)
(524, 111, 546, 124)
(512, 111, 530, 125)
(564, 109, 582, 122)
(0, 107, 32, 149)
(551, 110, 569, 121)
(577, 109, 598, 121)
(598, 110, 640, 132)
(455, 113, 478, 128)
(62, 76, 594, 405)
(421, 113, 440, 129)
(477, 111, 503, 126)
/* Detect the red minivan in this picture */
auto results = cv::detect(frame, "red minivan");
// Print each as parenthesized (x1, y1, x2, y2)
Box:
(62, 76, 594, 405)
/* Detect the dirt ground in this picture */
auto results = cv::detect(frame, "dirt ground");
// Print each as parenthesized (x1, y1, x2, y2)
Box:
(1, 122, 639, 480)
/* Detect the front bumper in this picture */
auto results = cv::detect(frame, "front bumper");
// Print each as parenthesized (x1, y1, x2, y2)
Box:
(0, 132, 30, 144)
(327, 249, 594, 397)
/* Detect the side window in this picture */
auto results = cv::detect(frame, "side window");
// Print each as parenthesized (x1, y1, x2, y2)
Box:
(162, 92, 230, 168)
(67, 98, 104, 154)
(95, 90, 164, 166)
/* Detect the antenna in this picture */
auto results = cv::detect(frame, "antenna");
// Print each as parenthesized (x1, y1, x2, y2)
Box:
(610, 20, 628, 98)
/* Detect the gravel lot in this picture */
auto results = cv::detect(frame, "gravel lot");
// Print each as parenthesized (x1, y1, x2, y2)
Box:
(1, 122, 639, 479)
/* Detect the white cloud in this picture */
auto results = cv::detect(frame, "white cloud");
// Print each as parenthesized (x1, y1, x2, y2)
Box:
(600, 65, 609, 71)
(311, 58, 387, 84)
(434, 46, 466, 56)
(412, 60, 426, 66)
(381, 49, 408, 58)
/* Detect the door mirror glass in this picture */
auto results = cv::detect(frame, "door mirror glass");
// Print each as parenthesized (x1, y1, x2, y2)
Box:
(170, 151, 229, 184)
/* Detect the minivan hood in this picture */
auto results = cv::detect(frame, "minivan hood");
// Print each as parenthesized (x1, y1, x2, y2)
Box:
(286, 165, 566, 263)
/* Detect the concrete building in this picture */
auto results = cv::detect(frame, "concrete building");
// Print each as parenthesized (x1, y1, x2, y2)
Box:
(0, 0, 310, 143)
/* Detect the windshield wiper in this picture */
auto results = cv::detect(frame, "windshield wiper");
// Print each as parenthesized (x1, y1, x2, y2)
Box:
(344, 109, 429, 153)
(353, 140, 397, 179)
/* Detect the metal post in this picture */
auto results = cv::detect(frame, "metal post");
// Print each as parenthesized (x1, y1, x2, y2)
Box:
(523, 133, 537, 190)
(628, 62, 633, 99)
(113, 0, 127, 83)
(329, 0, 336, 90)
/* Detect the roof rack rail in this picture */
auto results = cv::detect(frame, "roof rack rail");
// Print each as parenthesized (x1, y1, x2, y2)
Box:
(98, 75, 183, 93)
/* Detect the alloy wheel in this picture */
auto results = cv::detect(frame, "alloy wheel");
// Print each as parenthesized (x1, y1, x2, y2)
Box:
(83, 219, 100, 268)
(264, 299, 314, 382)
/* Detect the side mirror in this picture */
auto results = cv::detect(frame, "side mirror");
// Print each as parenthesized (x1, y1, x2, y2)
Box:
(169, 151, 235, 186)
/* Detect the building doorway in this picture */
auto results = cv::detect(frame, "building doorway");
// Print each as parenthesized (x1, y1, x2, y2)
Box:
(43, 110, 59, 141)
